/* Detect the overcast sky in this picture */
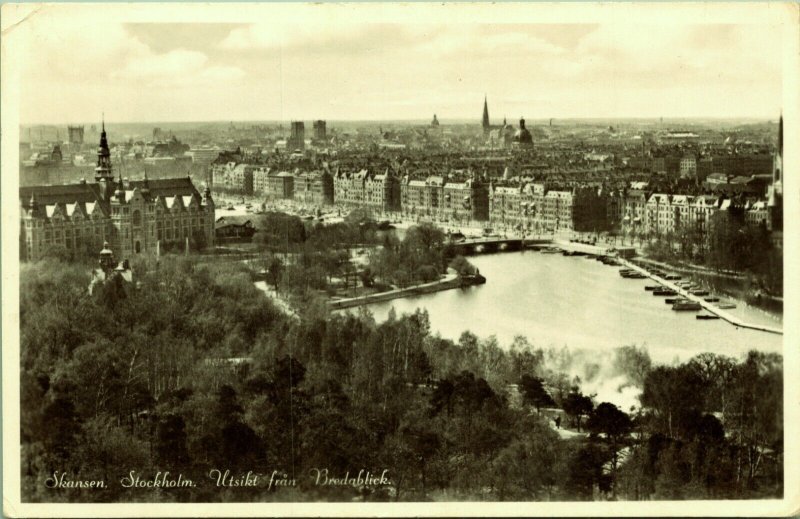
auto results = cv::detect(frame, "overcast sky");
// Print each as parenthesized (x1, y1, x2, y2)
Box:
(11, 4, 786, 124)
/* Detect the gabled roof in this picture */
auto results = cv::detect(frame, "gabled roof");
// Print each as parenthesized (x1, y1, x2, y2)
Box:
(65, 202, 88, 218)
(648, 193, 670, 204)
(85, 201, 108, 217)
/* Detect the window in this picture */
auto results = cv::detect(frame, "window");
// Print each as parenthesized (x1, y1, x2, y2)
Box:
(133, 210, 142, 225)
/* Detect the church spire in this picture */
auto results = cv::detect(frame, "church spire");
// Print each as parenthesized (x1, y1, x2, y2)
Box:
(482, 95, 490, 134)
(95, 115, 113, 183)
(778, 113, 783, 158)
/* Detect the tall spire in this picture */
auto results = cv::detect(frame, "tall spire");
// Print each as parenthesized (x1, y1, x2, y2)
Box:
(95, 115, 113, 182)
(482, 95, 490, 133)
(778, 113, 783, 158)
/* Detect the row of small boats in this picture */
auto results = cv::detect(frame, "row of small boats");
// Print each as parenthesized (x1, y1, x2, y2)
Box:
(551, 249, 738, 319)
(617, 266, 737, 316)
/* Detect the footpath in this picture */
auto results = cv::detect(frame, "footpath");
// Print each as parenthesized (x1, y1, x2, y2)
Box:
(327, 273, 484, 310)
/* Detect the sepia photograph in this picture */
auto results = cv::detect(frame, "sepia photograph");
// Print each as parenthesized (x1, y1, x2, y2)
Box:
(1, 2, 798, 516)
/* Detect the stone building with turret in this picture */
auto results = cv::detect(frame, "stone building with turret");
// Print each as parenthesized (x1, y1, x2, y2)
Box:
(20, 121, 215, 261)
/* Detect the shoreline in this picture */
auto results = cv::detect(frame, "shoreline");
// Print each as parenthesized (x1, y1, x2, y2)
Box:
(328, 273, 485, 310)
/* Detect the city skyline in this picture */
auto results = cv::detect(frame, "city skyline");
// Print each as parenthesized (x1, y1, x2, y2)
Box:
(7, 4, 788, 124)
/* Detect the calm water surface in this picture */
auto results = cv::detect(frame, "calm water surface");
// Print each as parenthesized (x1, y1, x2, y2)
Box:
(358, 252, 783, 365)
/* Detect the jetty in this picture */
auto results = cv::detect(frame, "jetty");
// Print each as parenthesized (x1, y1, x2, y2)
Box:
(617, 259, 782, 335)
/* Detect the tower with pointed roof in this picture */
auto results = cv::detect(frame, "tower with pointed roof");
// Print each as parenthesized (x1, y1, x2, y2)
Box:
(482, 95, 491, 135)
(95, 117, 115, 199)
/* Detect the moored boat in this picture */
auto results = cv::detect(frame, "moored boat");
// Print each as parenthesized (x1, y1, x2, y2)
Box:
(690, 289, 709, 296)
(665, 297, 688, 304)
(623, 272, 646, 279)
(673, 301, 702, 311)
(653, 288, 677, 296)
(644, 285, 661, 291)
(717, 302, 737, 309)
(696, 313, 720, 320)
(704, 296, 720, 303)
(664, 273, 682, 280)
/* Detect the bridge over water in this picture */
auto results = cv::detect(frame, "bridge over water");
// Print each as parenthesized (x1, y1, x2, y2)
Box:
(449, 237, 553, 255)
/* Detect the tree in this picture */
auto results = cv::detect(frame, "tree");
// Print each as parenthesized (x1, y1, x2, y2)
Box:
(399, 425, 441, 495)
(587, 402, 633, 492)
(264, 254, 284, 292)
(449, 255, 476, 276)
(727, 351, 783, 487)
(416, 265, 439, 283)
(612, 345, 652, 388)
(489, 415, 564, 500)
(359, 267, 375, 288)
(519, 375, 554, 414)
(565, 444, 611, 500)
(393, 268, 410, 289)
(154, 414, 190, 467)
(562, 388, 593, 431)
(640, 364, 708, 439)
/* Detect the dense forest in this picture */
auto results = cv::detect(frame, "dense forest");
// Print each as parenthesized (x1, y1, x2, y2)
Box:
(20, 253, 783, 502)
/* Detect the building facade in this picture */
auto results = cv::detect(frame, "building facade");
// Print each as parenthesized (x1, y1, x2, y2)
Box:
(20, 124, 215, 261)
(294, 171, 334, 206)
(333, 168, 401, 212)
(266, 172, 295, 200)
(211, 162, 256, 194)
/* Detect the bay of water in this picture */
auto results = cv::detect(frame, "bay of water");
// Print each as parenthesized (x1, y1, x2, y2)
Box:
(357, 252, 783, 365)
